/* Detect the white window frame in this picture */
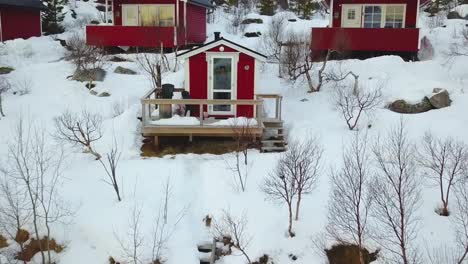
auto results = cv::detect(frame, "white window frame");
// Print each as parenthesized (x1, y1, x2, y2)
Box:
(362, 4, 406, 29)
(122, 4, 175, 27)
(206, 52, 239, 116)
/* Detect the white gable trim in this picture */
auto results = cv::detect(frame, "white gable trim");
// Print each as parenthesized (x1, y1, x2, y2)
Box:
(178, 39, 267, 62)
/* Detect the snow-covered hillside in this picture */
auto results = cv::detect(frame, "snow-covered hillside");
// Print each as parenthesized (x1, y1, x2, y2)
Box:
(0, 2, 468, 264)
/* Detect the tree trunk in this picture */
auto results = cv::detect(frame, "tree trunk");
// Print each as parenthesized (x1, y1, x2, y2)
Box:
(295, 190, 302, 221)
(288, 202, 294, 237)
(0, 95, 5, 117)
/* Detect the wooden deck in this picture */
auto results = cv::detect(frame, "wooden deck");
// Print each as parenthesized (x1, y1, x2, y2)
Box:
(140, 88, 284, 148)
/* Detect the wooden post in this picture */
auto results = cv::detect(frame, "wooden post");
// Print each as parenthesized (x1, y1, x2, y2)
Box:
(279, 96, 283, 121)
(199, 104, 203, 126)
(141, 100, 146, 126)
(154, 136, 159, 148)
(104, 0, 108, 23)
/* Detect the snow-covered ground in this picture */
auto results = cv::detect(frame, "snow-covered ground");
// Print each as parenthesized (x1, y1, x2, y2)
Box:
(1, 3, 468, 264)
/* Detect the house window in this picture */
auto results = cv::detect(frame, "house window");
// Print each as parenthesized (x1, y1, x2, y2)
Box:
(123, 4, 175, 27)
(385, 5, 404, 28)
(347, 9, 356, 20)
(363, 6, 382, 28)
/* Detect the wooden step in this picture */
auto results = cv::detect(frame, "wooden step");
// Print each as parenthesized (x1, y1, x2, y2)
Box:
(261, 146, 287, 152)
(263, 123, 284, 129)
(261, 139, 286, 144)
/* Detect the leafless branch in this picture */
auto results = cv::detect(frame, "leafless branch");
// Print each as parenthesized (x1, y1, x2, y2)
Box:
(0, 77, 11, 118)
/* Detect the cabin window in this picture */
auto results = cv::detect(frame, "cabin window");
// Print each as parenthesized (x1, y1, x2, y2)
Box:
(363, 6, 382, 28)
(347, 9, 356, 20)
(122, 4, 175, 27)
(385, 6, 404, 28)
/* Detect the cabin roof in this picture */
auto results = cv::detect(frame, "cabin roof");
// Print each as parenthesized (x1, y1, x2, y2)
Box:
(178, 37, 267, 61)
(188, 0, 214, 8)
(0, 0, 46, 10)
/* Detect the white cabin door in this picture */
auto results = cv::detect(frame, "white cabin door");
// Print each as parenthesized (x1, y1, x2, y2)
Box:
(122, 5, 139, 26)
(342, 4, 362, 28)
(209, 56, 236, 115)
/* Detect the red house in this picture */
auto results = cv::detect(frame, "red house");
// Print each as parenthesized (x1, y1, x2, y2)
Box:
(0, 0, 45, 42)
(311, 0, 430, 60)
(177, 33, 267, 118)
(86, 0, 212, 48)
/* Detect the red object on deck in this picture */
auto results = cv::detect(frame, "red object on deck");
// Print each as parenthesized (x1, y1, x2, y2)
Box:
(86, 0, 212, 48)
(178, 37, 266, 118)
(0, 4, 43, 42)
(312, 0, 423, 60)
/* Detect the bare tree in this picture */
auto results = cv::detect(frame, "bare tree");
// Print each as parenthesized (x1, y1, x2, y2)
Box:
(453, 178, 468, 264)
(0, 171, 31, 264)
(227, 7, 246, 34)
(259, 13, 290, 66)
(371, 120, 422, 264)
(262, 137, 322, 237)
(332, 75, 382, 130)
(116, 204, 144, 264)
(149, 178, 187, 264)
(6, 118, 70, 264)
(0, 77, 11, 118)
(262, 152, 297, 237)
(137, 49, 169, 91)
(98, 137, 122, 202)
(327, 132, 373, 264)
(280, 30, 313, 88)
(419, 133, 468, 216)
(54, 109, 103, 160)
(446, 27, 468, 63)
(227, 119, 256, 192)
(289, 138, 323, 221)
(14, 75, 32, 96)
(212, 210, 252, 264)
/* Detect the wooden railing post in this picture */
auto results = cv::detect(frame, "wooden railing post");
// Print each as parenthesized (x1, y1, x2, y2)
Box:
(199, 104, 203, 126)
(141, 100, 146, 126)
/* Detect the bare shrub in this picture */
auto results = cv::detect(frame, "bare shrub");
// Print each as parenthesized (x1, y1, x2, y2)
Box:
(259, 12, 290, 64)
(425, 13, 446, 30)
(0, 77, 11, 118)
(227, 7, 246, 34)
(5, 118, 70, 264)
(327, 131, 373, 264)
(66, 33, 106, 88)
(116, 204, 144, 264)
(371, 120, 422, 264)
(425, 244, 459, 264)
(332, 75, 382, 131)
(14, 76, 32, 96)
(448, 27, 468, 58)
(137, 50, 169, 90)
(112, 100, 127, 118)
(98, 138, 122, 202)
(226, 119, 256, 192)
(418, 133, 468, 216)
(212, 210, 252, 264)
(262, 137, 322, 237)
(54, 109, 103, 160)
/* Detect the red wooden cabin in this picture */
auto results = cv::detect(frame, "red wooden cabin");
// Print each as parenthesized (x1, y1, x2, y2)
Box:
(177, 33, 267, 118)
(0, 0, 45, 42)
(86, 0, 212, 48)
(312, 0, 431, 60)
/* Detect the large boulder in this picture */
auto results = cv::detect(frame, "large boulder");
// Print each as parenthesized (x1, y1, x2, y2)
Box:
(241, 18, 263, 24)
(0, 66, 14, 75)
(72, 68, 106, 82)
(428, 88, 451, 109)
(114, 66, 137, 75)
(388, 97, 434, 114)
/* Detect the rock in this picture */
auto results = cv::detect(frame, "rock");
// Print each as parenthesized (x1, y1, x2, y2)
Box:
(108, 56, 131, 62)
(300, 98, 309, 102)
(98, 91, 111, 97)
(433, 88, 443, 93)
(388, 98, 434, 114)
(73, 68, 106, 82)
(241, 18, 263, 24)
(0, 66, 14, 74)
(428, 89, 451, 109)
(447, 11, 464, 19)
(90, 90, 98, 95)
(244, 32, 261, 38)
(114, 66, 137, 75)
(288, 18, 297, 22)
(90, 20, 100, 25)
(96, 5, 106, 12)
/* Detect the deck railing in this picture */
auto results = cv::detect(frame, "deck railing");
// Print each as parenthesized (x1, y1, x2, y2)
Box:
(141, 87, 265, 127)
(256, 94, 283, 121)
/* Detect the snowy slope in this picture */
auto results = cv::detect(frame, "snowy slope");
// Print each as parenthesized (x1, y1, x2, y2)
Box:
(0, 4, 468, 264)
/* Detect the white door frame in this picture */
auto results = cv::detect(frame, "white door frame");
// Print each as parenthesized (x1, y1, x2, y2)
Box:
(206, 52, 239, 116)
(122, 4, 139, 26)
(341, 4, 362, 28)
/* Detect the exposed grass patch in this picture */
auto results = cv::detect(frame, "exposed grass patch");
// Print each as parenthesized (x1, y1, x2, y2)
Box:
(141, 136, 252, 157)
(0, 66, 14, 75)
(0, 234, 8, 249)
(325, 243, 379, 264)
(16, 236, 64, 262)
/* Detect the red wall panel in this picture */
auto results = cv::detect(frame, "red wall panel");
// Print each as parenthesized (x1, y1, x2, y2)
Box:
(185, 4, 206, 44)
(187, 45, 255, 118)
(0, 7, 41, 41)
(86, 25, 175, 47)
(331, 0, 418, 28)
